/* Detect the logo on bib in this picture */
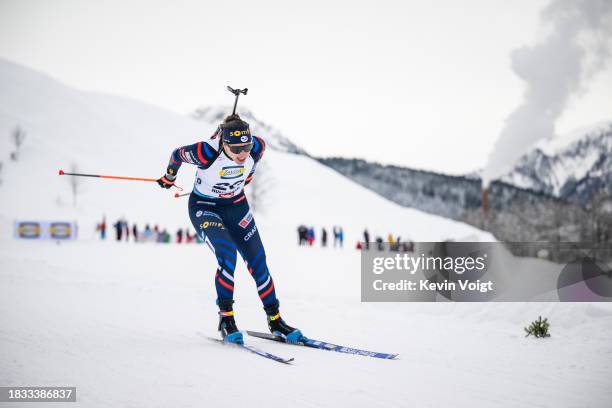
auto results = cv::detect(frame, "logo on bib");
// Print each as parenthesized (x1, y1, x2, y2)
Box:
(219, 166, 245, 179)
(196, 210, 222, 220)
(200, 221, 224, 230)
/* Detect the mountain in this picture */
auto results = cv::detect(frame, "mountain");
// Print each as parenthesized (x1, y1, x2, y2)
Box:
(191, 106, 309, 156)
(501, 121, 612, 205)
(319, 122, 611, 217)
(317, 122, 612, 247)
(317, 157, 570, 217)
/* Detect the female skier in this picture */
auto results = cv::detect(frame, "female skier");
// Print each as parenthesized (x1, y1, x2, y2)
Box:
(157, 114, 305, 345)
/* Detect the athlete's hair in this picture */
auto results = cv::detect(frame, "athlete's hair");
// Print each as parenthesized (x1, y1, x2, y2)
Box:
(220, 114, 249, 136)
(223, 114, 242, 124)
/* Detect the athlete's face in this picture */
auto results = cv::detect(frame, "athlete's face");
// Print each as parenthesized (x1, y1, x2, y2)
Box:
(223, 142, 250, 164)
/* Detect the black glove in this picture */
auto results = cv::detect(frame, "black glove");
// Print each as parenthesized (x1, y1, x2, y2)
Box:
(157, 174, 175, 189)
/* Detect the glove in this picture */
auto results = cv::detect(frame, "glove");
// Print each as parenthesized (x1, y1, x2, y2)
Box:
(157, 174, 175, 189)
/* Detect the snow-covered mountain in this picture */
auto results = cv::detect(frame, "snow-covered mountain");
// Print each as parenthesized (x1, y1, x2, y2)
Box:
(318, 122, 612, 247)
(501, 122, 612, 204)
(192, 106, 309, 156)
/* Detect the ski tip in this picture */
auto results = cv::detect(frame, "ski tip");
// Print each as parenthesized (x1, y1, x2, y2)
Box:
(58, 169, 64, 175)
(277, 357, 295, 364)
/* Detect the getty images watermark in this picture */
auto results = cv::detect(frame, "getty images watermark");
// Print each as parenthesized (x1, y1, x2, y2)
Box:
(361, 242, 612, 302)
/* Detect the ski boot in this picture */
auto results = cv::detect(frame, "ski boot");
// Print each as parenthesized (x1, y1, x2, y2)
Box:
(264, 300, 306, 344)
(217, 299, 243, 345)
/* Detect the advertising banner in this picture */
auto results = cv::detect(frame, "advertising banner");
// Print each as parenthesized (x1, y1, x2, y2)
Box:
(14, 221, 78, 240)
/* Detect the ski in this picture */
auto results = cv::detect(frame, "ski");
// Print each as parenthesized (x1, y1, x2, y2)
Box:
(246, 331, 398, 360)
(202, 334, 294, 364)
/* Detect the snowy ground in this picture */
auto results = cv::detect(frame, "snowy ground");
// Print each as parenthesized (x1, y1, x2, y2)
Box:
(2, 58, 612, 407)
(1, 238, 612, 408)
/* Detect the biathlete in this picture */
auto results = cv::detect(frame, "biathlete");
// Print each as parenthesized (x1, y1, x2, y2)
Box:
(156, 114, 305, 345)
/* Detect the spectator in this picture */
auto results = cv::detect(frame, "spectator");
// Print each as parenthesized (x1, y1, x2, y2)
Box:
(307, 227, 315, 246)
(363, 229, 370, 250)
(124, 220, 130, 242)
(97, 216, 107, 240)
(332, 226, 344, 248)
(401, 241, 414, 252)
(333, 226, 339, 248)
(297, 225, 308, 245)
(143, 224, 153, 242)
(321, 227, 328, 247)
(387, 233, 395, 250)
(376, 236, 384, 251)
(113, 219, 123, 241)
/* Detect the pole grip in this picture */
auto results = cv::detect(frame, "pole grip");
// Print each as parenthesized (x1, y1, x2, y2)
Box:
(227, 86, 248, 115)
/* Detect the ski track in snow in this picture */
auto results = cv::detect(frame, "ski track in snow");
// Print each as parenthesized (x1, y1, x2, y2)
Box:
(1, 240, 611, 408)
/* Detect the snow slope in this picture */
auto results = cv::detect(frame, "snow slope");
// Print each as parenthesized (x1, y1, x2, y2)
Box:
(1, 58, 612, 407)
(0, 58, 208, 228)
(0, 57, 491, 243)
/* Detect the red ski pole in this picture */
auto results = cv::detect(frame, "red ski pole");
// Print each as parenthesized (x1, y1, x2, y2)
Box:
(58, 169, 183, 191)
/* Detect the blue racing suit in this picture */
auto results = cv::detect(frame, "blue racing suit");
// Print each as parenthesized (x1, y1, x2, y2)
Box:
(164, 133, 278, 306)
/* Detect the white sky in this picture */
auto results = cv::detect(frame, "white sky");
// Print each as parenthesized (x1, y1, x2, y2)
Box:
(0, 0, 610, 174)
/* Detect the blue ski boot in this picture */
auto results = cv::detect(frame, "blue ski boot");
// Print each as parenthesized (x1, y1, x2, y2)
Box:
(264, 300, 306, 344)
(217, 299, 243, 345)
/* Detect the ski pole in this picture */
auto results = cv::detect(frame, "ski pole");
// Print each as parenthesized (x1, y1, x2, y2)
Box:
(58, 169, 183, 191)
(227, 86, 248, 115)
(175, 192, 190, 198)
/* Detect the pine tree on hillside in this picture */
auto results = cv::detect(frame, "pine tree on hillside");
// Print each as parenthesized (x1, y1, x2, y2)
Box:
(10, 126, 26, 161)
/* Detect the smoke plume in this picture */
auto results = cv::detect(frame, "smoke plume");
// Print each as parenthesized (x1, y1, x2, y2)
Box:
(482, 0, 612, 186)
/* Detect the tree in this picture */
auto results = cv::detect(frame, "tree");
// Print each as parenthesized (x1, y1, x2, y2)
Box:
(590, 188, 612, 244)
(10, 126, 26, 161)
(524, 316, 551, 338)
(69, 163, 81, 207)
